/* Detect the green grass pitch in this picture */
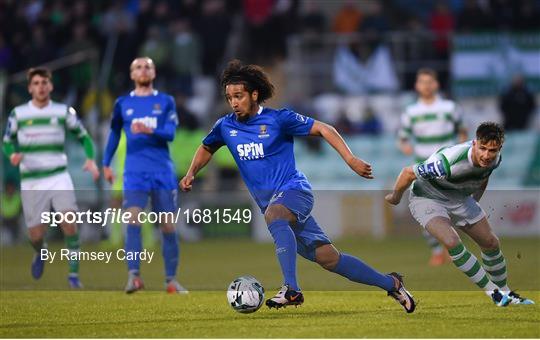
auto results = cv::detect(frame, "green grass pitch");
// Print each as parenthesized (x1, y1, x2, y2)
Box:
(1, 237, 539, 338)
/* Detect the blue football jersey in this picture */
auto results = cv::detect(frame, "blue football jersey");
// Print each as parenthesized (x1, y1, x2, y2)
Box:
(203, 107, 314, 210)
(103, 90, 178, 173)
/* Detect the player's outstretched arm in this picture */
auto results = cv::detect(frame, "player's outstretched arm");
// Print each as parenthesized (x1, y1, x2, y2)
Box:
(385, 166, 417, 205)
(309, 120, 373, 179)
(180, 144, 218, 192)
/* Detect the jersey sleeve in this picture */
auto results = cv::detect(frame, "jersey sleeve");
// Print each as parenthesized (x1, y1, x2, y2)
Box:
(398, 110, 412, 139)
(202, 117, 225, 148)
(66, 106, 95, 159)
(103, 99, 124, 166)
(413, 152, 451, 180)
(152, 96, 178, 142)
(2, 109, 18, 157)
(275, 108, 314, 136)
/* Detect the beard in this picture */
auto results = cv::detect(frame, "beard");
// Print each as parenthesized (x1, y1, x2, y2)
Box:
(137, 78, 152, 87)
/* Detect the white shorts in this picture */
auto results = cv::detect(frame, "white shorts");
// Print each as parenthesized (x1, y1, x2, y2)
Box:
(20, 172, 78, 228)
(409, 192, 486, 228)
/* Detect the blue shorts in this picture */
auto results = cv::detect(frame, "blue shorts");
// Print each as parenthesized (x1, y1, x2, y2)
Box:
(123, 171, 177, 212)
(267, 189, 332, 261)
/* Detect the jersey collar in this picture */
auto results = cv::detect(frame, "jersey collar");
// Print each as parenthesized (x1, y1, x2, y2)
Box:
(29, 100, 52, 110)
(257, 106, 263, 114)
(129, 89, 158, 97)
(417, 95, 441, 107)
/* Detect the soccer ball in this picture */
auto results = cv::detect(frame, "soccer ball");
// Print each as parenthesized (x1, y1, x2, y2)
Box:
(226, 276, 265, 313)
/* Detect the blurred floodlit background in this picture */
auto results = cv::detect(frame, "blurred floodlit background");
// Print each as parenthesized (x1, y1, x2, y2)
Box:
(1, 0, 539, 245)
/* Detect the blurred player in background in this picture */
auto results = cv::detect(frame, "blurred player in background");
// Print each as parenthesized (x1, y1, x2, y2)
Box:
(102, 57, 187, 294)
(386, 122, 534, 306)
(181, 60, 416, 313)
(102, 131, 156, 251)
(2, 67, 99, 288)
(398, 68, 468, 266)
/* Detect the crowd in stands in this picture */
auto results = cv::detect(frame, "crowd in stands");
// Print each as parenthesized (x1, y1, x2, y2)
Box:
(2, 0, 539, 100)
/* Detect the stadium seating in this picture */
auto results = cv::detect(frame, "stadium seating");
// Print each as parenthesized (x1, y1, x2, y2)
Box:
(294, 132, 538, 190)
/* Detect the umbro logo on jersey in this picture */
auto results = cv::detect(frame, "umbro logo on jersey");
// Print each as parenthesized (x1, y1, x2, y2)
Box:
(126, 109, 134, 116)
(230, 130, 238, 137)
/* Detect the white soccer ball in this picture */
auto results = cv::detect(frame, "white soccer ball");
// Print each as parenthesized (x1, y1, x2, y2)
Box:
(226, 276, 265, 313)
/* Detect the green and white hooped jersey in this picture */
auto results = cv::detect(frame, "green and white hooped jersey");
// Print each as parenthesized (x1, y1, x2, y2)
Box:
(399, 97, 464, 161)
(3, 101, 91, 181)
(411, 141, 501, 201)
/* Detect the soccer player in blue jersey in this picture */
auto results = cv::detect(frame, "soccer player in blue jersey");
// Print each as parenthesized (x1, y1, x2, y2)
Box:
(180, 60, 415, 312)
(103, 57, 187, 294)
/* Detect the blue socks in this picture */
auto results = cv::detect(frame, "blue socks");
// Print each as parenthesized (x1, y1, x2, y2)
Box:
(333, 253, 395, 291)
(162, 231, 179, 279)
(125, 224, 142, 273)
(268, 219, 300, 291)
(125, 225, 179, 280)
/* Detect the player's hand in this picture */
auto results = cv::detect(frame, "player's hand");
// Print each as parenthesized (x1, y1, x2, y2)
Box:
(9, 153, 23, 166)
(83, 159, 100, 182)
(180, 175, 194, 192)
(385, 192, 401, 205)
(347, 156, 374, 179)
(399, 143, 414, 156)
(103, 166, 115, 184)
(131, 122, 152, 134)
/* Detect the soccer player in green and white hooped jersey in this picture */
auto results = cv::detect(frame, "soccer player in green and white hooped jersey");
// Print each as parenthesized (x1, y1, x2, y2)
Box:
(386, 122, 534, 306)
(2, 67, 99, 288)
(398, 68, 468, 267)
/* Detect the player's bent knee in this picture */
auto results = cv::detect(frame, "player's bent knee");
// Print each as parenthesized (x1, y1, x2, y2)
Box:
(442, 235, 462, 250)
(160, 223, 176, 234)
(482, 235, 500, 251)
(315, 244, 340, 271)
(60, 223, 77, 235)
(28, 224, 46, 242)
(28, 232, 43, 243)
(126, 207, 143, 225)
(264, 204, 295, 225)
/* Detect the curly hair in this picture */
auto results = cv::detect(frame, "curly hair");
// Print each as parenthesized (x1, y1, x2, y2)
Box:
(476, 122, 505, 145)
(220, 59, 275, 104)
